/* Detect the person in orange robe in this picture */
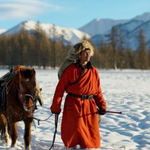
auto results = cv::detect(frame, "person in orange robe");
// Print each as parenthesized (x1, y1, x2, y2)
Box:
(50, 40, 107, 149)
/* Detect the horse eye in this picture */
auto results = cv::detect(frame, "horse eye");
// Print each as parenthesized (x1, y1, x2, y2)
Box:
(25, 79, 29, 82)
(21, 80, 26, 84)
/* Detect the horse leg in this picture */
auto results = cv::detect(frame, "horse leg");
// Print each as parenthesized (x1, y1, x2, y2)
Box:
(10, 122, 18, 147)
(0, 113, 9, 145)
(24, 119, 32, 150)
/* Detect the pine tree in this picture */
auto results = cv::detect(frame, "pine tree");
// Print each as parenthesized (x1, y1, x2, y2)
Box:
(117, 30, 126, 69)
(137, 29, 148, 69)
(33, 21, 45, 67)
(107, 26, 118, 69)
(49, 24, 57, 69)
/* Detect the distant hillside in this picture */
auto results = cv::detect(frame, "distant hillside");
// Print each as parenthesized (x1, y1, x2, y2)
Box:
(1, 20, 90, 46)
(1, 12, 150, 50)
(0, 29, 6, 34)
(79, 18, 128, 36)
(89, 12, 150, 50)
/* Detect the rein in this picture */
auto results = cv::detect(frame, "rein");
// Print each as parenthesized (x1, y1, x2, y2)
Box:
(19, 90, 56, 149)
(19, 92, 53, 124)
(32, 113, 53, 125)
(49, 114, 59, 150)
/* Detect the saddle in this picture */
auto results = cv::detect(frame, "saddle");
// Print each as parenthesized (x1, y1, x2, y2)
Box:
(0, 69, 15, 112)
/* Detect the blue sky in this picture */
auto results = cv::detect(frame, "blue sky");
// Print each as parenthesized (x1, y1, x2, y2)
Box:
(0, 0, 150, 30)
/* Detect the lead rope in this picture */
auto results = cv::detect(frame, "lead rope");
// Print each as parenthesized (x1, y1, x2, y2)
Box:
(32, 113, 53, 125)
(49, 114, 59, 150)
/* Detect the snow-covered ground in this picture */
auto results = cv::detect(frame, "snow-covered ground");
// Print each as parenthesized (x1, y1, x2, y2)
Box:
(0, 69, 150, 150)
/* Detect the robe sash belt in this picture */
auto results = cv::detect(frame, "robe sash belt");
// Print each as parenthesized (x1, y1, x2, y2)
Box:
(68, 93, 94, 100)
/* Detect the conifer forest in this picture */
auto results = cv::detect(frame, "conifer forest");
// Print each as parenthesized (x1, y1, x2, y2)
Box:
(0, 26, 150, 70)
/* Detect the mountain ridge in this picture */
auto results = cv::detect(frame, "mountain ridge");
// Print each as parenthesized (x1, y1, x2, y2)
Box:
(1, 12, 150, 50)
(1, 20, 90, 46)
(88, 12, 150, 50)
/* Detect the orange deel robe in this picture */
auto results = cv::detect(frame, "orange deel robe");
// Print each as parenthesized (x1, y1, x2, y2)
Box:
(50, 63, 106, 149)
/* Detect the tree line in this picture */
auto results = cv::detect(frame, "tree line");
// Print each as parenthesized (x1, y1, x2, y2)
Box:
(0, 23, 70, 69)
(0, 24, 150, 69)
(91, 27, 150, 69)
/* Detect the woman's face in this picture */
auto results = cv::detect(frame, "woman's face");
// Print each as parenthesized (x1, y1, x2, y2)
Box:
(78, 49, 91, 65)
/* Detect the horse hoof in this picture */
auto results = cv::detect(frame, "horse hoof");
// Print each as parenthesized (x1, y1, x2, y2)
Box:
(25, 145, 31, 150)
(5, 138, 9, 146)
(11, 143, 17, 147)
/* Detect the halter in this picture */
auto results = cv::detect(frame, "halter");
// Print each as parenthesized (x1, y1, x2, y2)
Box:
(19, 92, 36, 112)
(19, 93, 35, 102)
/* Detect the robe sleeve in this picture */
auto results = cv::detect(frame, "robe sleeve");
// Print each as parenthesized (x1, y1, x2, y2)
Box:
(50, 68, 69, 114)
(94, 70, 107, 110)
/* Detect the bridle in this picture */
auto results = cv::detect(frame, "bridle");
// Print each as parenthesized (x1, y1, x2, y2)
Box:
(19, 89, 53, 125)
(19, 92, 36, 113)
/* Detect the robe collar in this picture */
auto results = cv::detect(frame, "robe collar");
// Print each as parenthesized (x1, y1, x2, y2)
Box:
(75, 60, 93, 70)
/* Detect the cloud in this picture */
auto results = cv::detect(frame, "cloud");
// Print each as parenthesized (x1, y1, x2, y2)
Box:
(0, 4, 41, 20)
(0, 0, 64, 21)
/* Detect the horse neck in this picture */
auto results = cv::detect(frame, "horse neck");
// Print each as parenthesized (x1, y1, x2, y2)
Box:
(7, 76, 19, 95)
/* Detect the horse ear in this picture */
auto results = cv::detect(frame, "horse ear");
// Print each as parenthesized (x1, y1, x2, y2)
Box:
(32, 68, 35, 73)
(17, 68, 35, 79)
(31, 68, 36, 78)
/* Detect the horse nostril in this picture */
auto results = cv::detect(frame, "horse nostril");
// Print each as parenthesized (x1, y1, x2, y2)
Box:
(28, 99, 33, 108)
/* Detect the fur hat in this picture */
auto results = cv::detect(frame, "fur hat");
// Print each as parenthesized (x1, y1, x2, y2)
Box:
(73, 40, 94, 56)
(58, 40, 94, 79)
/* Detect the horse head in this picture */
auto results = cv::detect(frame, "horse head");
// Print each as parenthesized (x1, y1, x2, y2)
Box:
(14, 68, 36, 114)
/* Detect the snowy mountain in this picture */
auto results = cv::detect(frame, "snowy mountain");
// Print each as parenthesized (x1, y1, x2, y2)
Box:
(79, 18, 129, 36)
(90, 13, 150, 50)
(1, 12, 150, 50)
(115, 19, 144, 35)
(133, 12, 150, 22)
(79, 12, 150, 37)
(91, 19, 145, 49)
(1, 20, 90, 45)
(0, 29, 6, 35)
(127, 19, 150, 50)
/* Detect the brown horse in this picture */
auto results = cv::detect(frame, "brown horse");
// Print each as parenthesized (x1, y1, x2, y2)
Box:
(0, 67, 38, 150)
